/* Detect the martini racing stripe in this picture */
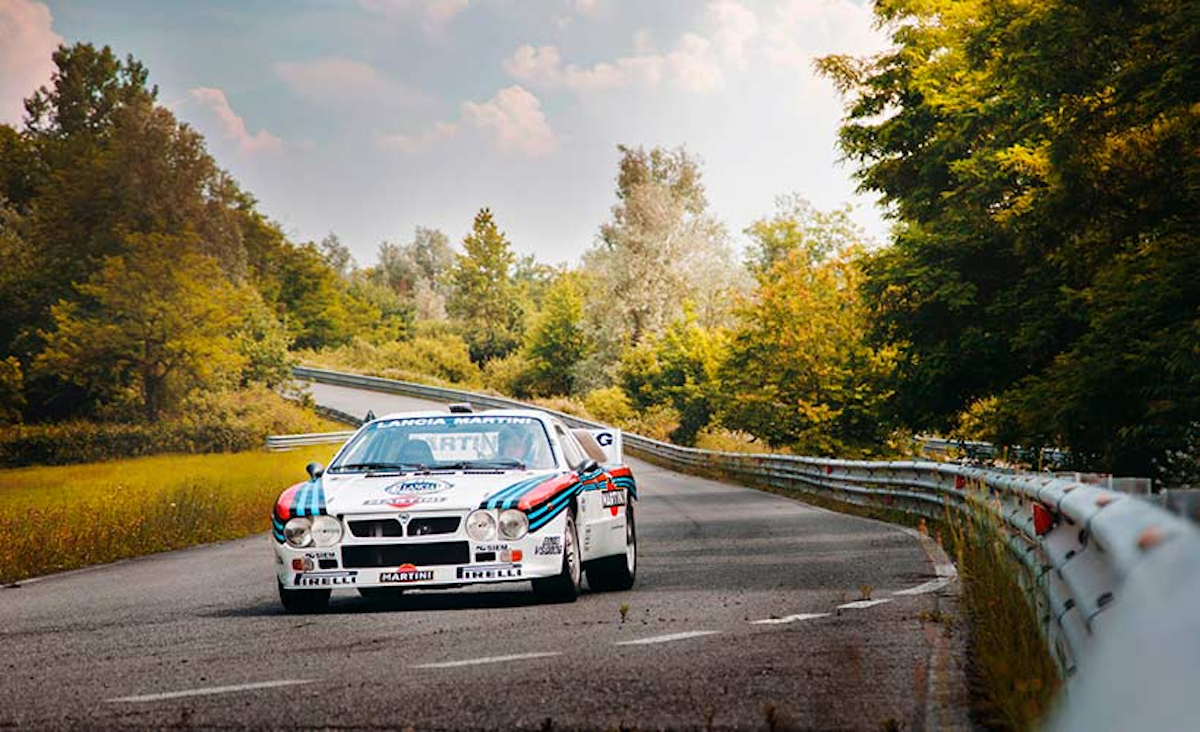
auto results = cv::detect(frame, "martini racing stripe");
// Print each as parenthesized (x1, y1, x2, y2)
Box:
(271, 516, 286, 543)
(483, 474, 557, 510)
(290, 478, 327, 518)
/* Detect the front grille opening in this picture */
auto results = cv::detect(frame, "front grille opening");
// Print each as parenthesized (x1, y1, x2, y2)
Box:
(342, 542, 470, 568)
(348, 519, 404, 538)
(407, 517, 460, 536)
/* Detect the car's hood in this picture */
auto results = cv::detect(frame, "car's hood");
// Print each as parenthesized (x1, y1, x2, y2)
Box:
(320, 470, 561, 515)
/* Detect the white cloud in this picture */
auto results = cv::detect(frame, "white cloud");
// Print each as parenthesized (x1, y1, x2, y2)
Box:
(358, 0, 468, 35)
(665, 33, 724, 92)
(276, 57, 431, 114)
(707, 1, 758, 65)
(377, 120, 457, 153)
(764, 0, 891, 75)
(0, 0, 63, 125)
(574, 0, 601, 16)
(462, 85, 557, 157)
(188, 87, 283, 154)
(503, 5, 755, 97)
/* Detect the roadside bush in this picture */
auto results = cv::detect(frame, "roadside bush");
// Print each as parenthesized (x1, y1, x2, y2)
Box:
(0, 386, 333, 468)
(300, 333, 482, 388)
(583, 387, 635, 426)
(483, 351, 537, 398)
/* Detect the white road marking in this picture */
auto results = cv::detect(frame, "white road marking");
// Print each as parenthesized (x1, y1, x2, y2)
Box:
(412, 652, 561, 669)
(893, 578, 953, 596)
(614, 630, 721, 646)
(838, 599, 892, 610)
(751, 613, 830, 625)
(107, 679, 314, 703)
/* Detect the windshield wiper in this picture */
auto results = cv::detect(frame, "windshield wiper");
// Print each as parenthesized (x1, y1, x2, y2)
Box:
(433, 458, 526, 471)
(329, 461, 427, 473)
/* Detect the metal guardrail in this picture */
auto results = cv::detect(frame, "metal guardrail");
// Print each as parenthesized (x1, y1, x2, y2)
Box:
(284, 365, 1199, 729)
(265, 430, 355, 451)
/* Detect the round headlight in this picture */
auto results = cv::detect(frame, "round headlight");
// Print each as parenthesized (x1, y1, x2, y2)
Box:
(284, 517, 313, 548)
(498, 509, 528, 540)
(465, 510, 497, 541)
(311, 515, 342, 547)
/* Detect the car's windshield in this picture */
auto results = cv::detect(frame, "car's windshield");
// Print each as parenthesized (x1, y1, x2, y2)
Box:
(329, 415, 556, 472)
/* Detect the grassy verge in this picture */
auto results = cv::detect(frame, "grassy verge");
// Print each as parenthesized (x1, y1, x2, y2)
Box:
(946, 500, 1060, 729)
(0, 445, 336, 585)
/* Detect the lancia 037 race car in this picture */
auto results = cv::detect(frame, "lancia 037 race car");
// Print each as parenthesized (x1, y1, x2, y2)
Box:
(271, 406, 637, 612)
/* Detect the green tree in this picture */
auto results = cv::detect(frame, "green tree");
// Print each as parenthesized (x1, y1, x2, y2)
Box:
(36, 233, 248, 420)
(585, 145, 740, 348)
(446, 209, 523, 363)
(819, 0, 1198, 480)
(620, 308, 727, 445)
(372, 226, 454, 321)
(524, 272, 591, 396)
(720, 249, 894, 456)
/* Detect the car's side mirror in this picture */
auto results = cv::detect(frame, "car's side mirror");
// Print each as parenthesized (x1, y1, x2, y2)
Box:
(576, 458, 599, 475)
(306, 462, 324, 480)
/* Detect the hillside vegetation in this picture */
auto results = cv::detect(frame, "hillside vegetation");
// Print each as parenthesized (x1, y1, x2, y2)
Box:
(1, 0, 1194, 486)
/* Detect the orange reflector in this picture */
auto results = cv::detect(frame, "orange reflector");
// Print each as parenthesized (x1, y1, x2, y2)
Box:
(511, 550, 523, 562)
(1032, 503, 1055, 536)
(291, 558, 304, 571)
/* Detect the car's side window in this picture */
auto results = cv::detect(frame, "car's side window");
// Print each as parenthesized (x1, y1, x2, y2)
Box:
(555, 425, 587, 469)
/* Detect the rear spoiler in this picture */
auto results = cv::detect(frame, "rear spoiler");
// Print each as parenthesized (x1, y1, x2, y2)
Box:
(572, 428, 623, 465)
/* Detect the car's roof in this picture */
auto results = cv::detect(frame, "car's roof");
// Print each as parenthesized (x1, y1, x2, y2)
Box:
(368, 408, 557, 424)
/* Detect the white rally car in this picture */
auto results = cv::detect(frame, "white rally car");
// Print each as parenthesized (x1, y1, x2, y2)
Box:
(271, 406, 637, 612)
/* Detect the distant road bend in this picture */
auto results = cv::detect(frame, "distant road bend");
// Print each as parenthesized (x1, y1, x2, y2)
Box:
(0, 381, 972, 730)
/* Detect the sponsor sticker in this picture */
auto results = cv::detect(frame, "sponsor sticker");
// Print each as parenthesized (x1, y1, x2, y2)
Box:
(601, 490, 626, 508)
(475, 543, 510, 553)
(294, 570, 357, 587)
(362, 495, 448, 508)
(595, 431, 615, 447)
(457, 564, 523, 580)
(303, 550, 337, 561)
(533, 535, 563, 556)
(385, 479, 450, 495)
(379, 563, 433, 583)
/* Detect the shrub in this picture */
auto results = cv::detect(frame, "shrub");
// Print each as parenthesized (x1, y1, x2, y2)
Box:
(583, 387, 635, 426)
(299, 334, 482, 388)
(483, 351, 537, 398)
(0, 386, 334, 468)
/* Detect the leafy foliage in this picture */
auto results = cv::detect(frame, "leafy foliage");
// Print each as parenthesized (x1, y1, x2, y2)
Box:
(446, 209, 524, 363)
(524, 271, 592, 396)
(819, 0, 1198, 481)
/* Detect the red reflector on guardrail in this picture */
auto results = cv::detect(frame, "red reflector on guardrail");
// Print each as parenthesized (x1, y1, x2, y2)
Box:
(1032, 503, 1055, 536)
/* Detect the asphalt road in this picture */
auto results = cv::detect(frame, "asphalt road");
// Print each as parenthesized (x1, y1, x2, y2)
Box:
(0, 382, 971, 730)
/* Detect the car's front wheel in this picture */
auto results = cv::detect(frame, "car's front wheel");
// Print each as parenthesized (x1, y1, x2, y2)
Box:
(277, 580, 330, 614)
(586, 500, 637, 591)
(532, 510, 582, 603)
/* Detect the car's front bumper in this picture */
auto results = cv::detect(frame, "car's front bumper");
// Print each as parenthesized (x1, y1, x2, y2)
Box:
(274, 511, 568, 590)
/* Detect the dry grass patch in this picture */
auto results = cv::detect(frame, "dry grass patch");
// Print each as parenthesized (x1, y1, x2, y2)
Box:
(0, 445, 336, 584)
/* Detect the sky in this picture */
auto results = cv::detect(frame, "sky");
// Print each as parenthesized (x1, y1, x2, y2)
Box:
(0, 0, 893, 266)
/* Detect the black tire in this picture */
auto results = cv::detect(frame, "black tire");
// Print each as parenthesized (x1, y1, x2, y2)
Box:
(532, 510, 582, 603)
(586, 500, 637, 592)
(277, 580, 330, 614)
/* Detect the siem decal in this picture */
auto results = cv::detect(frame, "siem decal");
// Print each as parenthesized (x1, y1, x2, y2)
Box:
(475, 543, 510, 552)
(533, 535, 563, 556)
(303, 550, 337, 561)
(379, 563, 433, 583)
(456, 564, 523, 580)
(294, 570, 357, 587)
